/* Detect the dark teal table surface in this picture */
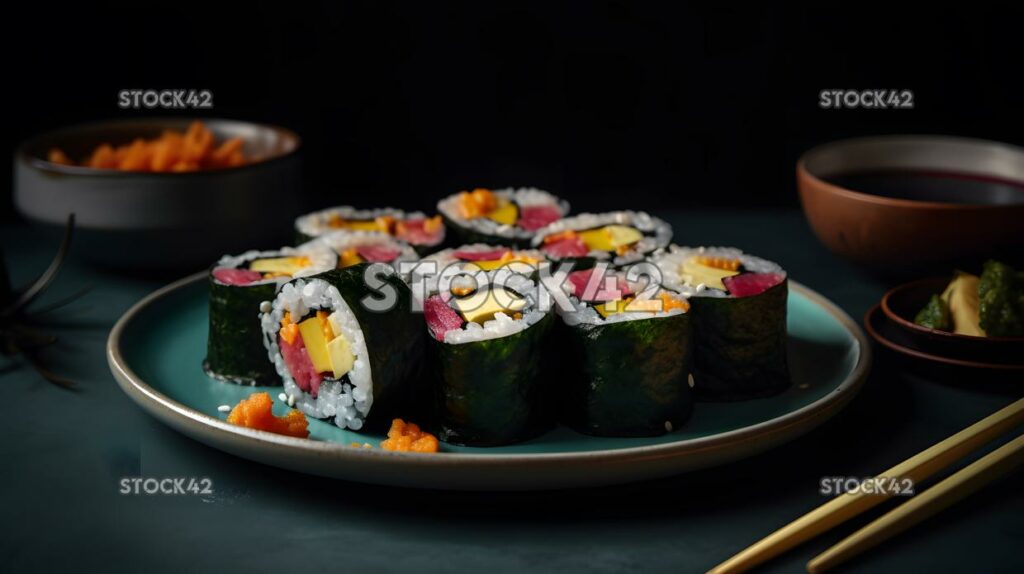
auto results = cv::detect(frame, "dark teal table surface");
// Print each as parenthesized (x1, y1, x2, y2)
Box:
(1, 211, 1020, 574)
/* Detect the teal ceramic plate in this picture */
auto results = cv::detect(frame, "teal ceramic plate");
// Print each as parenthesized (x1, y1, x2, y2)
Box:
(108, 273, 871, 490)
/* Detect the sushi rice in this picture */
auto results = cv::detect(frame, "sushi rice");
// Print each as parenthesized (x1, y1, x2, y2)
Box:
(313, 230, 420, 276)
(212, 244, 337, 287)
(553, 264, 695, 437)
(411, 243, 548, 304)
(295, 206, 445, 252)
(422, 262, 556, 446)
(437, 187, 569, 244)
(649, 245, 790, 401)
(652, 245, 787, 296)
(261, 277, 372, 430)
(204, 243, 336, 386)
(532, 210, 672, 266)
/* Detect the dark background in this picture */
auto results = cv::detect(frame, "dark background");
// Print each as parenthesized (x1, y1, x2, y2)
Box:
(4, 1, 1023, 218)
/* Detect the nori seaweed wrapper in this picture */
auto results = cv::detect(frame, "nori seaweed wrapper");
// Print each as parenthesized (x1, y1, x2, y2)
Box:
(303, 265, 427, 431)
(558, 312, 695, 437)
(690, 279, 789, 401)
(440, 213, 533, 249)
(429, 312, 555, 446)
(204, 275, 278, 385)
(295, 230, 316, 245)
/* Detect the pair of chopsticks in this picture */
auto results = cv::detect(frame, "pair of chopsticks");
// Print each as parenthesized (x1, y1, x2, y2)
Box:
(709, 397, 1024, 574)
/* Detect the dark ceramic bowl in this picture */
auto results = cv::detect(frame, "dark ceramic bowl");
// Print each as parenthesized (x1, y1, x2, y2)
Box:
(14, 118, 302, 270)
(864, 304, 1024, 385)
(880, 277, 1024, 363)
(797, 135, 1024, 272)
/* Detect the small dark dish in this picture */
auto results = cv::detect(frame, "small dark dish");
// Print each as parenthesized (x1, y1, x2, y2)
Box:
(880, 277, 1024, 362)
(864, 305, 1024, 385)
(15, 118, 302, 270)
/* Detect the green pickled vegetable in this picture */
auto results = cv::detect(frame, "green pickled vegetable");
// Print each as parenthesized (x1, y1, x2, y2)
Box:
(978, 260, 1024, 337)
(914, 294, 951, 331)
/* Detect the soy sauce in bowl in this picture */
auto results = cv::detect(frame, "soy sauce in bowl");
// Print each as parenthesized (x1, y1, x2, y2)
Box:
(826, 170, 1024, 206)
(797, 135, 1024, 271)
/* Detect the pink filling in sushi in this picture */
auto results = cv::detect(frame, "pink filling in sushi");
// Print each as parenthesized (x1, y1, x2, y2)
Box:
(518, 205, 562, 231)
(543, 236, 589, 258)
(722, 273, 784, 298)
(355, 244, 402, 263)
(396, 218, 442, 245)
(568, 269, 632, 302)
(212, 267, 263, 286)
(280, 335, 323, 397)
(424, 294, 465, 341)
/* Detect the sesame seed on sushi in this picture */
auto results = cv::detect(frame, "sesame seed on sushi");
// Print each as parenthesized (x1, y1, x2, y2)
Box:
(295, 206, 445, 255)
(204, 244, 336, 386)
(260, 264, 424, 431)
(421, 266, 555, 446)
(531, 211, 672, 267)
(553, 264, 695, 437)
(437, 187, 570, 247)
(650, 245, 790, 401)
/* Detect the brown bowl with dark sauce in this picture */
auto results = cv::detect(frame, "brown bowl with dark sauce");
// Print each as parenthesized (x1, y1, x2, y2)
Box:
(797, 135, 1024, 272)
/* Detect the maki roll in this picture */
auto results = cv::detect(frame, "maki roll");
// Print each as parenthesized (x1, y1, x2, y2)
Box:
(437, 187, 569, 247)
(422, 267, 555, 446)
(651, 246, 789, 401)
(314, 230, 419, 276)
(532, 211, 672, 267)
(205, 245, 336, 385)
(260, 264, 424, 431)
(412, 243, 547, 296)
(555, 265, 694, 437)
(295, 206, 445, 255)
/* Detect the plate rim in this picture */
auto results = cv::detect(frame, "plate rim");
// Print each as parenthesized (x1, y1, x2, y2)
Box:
(107, 272, 872, 472)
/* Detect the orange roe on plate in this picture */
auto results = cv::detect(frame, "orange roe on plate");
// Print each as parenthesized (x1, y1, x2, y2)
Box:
(380, 419, 440, 453)
(226, 392, 309, 438)
(48, 121, 247, 172)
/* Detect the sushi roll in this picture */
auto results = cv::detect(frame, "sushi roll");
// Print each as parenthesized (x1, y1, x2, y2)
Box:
(314, 230, 419, 276)
(554, 264, 694, 437)
(650, 246, 789, 401)
(204, 245, 336, 385)
(411, 243, 547, 297)
(436, 187, 569, 247)
(532, 211, 672, 267)
(295, 206, 445, 255)
(422, 266, 555, 446)
(260, 264, 424, 431)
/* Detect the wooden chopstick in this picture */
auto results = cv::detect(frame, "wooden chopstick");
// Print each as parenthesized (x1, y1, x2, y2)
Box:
(707, 397, 1024, 574)
(807, 432, 1024, 573)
